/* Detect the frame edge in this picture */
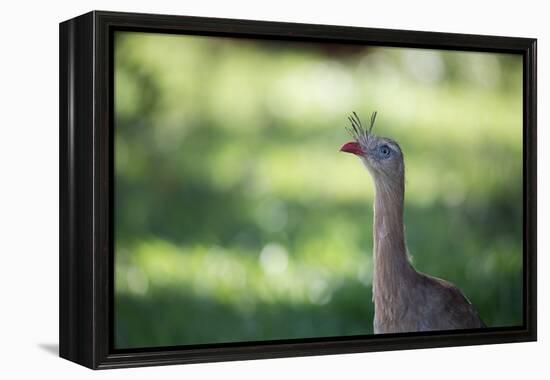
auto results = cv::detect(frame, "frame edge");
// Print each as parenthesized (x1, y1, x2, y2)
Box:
(59, 11, 98, 370)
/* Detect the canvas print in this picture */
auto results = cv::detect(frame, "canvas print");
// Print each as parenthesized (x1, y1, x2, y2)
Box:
(114, 31, 523, 348)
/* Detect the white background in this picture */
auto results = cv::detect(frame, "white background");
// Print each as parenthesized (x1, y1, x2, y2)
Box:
(0, 0, 547, 378)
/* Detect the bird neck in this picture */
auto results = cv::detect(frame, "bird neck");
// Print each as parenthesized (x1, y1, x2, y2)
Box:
(371, 175, 415, 305)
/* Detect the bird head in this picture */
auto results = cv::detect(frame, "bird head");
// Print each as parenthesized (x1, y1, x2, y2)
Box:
(340, 112, 404, 184)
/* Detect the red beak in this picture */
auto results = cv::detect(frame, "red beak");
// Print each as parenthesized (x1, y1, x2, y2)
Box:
(340, 141, 363, 156)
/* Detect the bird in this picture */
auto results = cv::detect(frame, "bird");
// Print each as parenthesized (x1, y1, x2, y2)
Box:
(340, 111, 485, 334)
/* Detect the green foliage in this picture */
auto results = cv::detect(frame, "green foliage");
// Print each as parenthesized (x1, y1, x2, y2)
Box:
(114, 32, 523, 348)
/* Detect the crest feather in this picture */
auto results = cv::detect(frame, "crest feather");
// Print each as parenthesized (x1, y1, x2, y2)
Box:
(346, 111, 378, 145)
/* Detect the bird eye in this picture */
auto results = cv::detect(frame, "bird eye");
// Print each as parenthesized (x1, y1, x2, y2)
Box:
(379, 145, 391, 158)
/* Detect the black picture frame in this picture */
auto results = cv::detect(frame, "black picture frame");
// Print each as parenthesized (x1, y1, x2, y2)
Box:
(59, 10, 537, 369)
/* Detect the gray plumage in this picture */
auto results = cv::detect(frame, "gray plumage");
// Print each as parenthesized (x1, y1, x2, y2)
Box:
(341, 112, 485, 334)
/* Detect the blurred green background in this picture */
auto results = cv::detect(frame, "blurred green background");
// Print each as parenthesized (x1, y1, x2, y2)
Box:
(114, 31, 523, 349)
